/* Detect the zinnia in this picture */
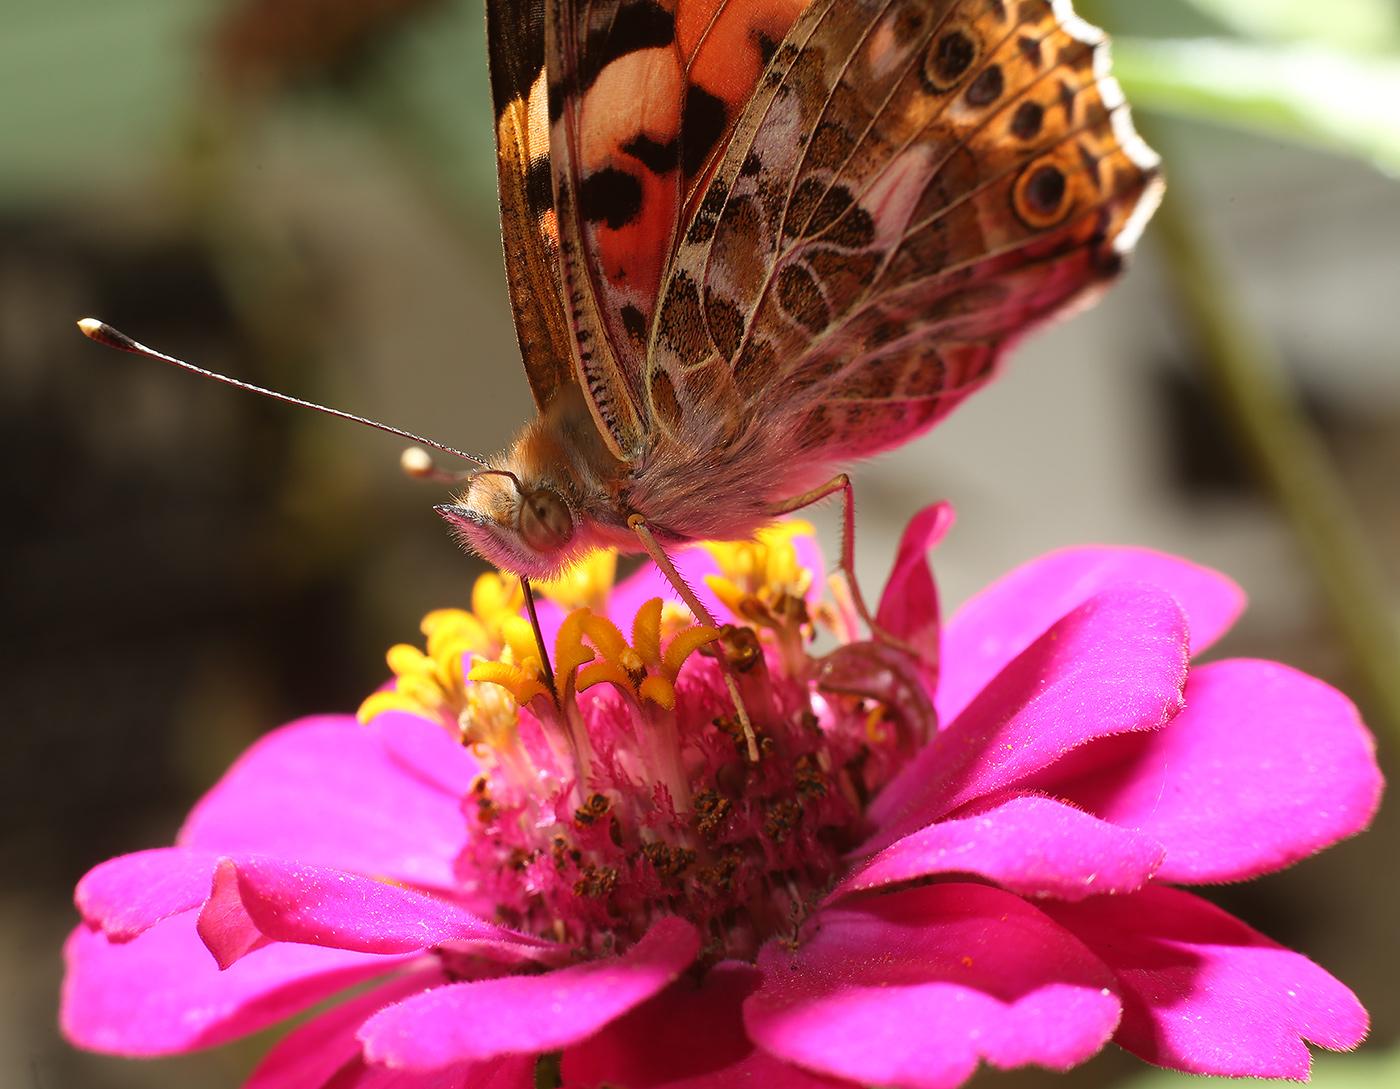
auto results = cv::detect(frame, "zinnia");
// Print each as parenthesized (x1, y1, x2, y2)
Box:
(63, 504, 1381, 1088)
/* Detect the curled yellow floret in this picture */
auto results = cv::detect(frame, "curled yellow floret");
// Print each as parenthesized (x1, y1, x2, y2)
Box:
(703, 520, 816, 628)
(358, 572, 542, 730)
(561, 597, 718, 709)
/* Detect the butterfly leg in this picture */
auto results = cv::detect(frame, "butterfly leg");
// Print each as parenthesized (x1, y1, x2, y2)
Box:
(627, 514, 761, 764)
(766, 475, 913, 653)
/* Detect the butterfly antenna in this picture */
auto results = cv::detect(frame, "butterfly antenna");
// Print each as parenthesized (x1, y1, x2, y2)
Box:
(77, 318, 494, 470)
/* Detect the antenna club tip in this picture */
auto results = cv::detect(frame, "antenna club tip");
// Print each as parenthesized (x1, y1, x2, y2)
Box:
(400, 446, 436, 478)
(77, 317, 105, 338)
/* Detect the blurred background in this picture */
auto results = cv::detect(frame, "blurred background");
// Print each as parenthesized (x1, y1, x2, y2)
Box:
(1, 0, 1397, 1085)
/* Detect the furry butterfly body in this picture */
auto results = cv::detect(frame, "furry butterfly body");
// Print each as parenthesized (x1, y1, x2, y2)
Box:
(443, 0, 1163, 580)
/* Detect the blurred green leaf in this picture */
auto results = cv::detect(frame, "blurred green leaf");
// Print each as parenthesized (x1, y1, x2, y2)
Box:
(1114, 36, 1400, 174)
(1181, 0, 1400, 53)
(355, 0, 499, 228)
(0, 0, 218, 206)
(1120, 1042, 1400, 1088)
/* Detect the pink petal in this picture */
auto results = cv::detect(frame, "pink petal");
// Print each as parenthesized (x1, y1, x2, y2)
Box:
(244, 968, 446, 1089)
(1038, 660, 1383, 882)
(199, 856, 560, 968)
(746, 884, 1120, 1089)
(1044, 885, 1368, 1077)
(327, 1056, 535, 1089)
(61, 910, 412, 1055)
(563, 962, 849, 1089)
(178, 715, 473, 891)
(75, 847, 221, 941)
(874, 501, 953, 685)
(865, 586, 1189, 854)
(939, 548, 1244, 724)
(364, 711, 479, 798)
(359, 916, 700, 1069)
(835, 795, 1163, 901)
(198, 857, 271, 969)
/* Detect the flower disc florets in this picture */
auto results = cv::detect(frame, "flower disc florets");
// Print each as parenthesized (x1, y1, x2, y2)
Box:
(360, 522, 914, 961)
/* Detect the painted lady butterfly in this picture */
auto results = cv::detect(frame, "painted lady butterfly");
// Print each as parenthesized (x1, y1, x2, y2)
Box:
(440, 0, 1163, 619)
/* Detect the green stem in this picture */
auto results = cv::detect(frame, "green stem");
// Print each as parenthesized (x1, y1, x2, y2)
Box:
(1144, 123, 1400, 755)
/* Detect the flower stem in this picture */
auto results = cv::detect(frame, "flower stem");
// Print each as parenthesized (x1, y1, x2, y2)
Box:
(1144, 126, 1400, 755)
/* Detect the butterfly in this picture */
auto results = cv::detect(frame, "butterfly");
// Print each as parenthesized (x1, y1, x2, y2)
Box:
(438, 0, 1162, 625)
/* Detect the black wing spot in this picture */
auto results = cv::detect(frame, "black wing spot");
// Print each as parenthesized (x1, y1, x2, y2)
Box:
(924, 30, 976, 89)
(580, 1, 675, 91)
(754, 30, 779, 65)
(740, 151, 763, 178)
(623, 134, 679, 174)
(1017, 35, 1043, 67)
(525, 156, 554, 216)
(966, 65, 1003, 106)
(1010, 101, 1044, 141)
(578, 167, 645, 230)
(621, 304, 648, 349)
(682, 84, 729, 177)
(1026, 165, 1066, 215)
(1014, 163, 1068, 226)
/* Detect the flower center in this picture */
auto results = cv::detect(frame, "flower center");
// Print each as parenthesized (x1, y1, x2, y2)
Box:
(360, 526, 922, 961)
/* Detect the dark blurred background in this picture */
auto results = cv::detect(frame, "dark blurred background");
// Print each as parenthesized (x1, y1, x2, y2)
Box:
(1, 0, 1397, 1086)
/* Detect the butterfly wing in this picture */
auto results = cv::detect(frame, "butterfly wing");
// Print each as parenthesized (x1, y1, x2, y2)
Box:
(647, 0, 1162, 468)
(487, 0, 576, 412)
(543, 0, 813, 458)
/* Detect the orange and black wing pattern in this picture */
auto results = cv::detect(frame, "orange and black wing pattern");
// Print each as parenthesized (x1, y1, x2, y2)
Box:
(537, 0, 813, 457)
(644, 0, 1161, 465)
(487, 0, 575, 413)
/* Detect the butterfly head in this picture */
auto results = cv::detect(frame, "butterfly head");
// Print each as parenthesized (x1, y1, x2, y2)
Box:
(435, 467, 582, 579)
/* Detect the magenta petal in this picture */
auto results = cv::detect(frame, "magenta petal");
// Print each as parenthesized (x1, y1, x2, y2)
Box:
(323, 1055, 535, 1089)
(178, 716, 471, 891)
(244, 968, 446, 1089)
(198, 857, 271, 969)
(1043, 885, 1367, 1077)
(218, 856, 561, 963)
(874, 501, 953, 684)
(1046, 660, 1382, 882)
(835, 795, 1163, 901)
(746, 884, 1120, 1089)
(75, 847, 221, 941)
(359, 916, 700, 1069)
(61, 910, 412, 1055)
(561, 961, 759, 1088)
(865, 586, 1188, 853)
(938, 548, 1243, 724)
(563, 961, 848, 1089)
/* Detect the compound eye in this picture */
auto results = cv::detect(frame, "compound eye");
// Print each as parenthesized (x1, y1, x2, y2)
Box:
(519, 489, 574, 553)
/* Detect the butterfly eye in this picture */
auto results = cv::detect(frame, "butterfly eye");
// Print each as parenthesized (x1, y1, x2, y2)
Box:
(519, 489, 575, 553)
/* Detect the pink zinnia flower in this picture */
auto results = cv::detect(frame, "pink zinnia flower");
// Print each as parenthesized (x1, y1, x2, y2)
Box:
(63, 504, 1381, 1088)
